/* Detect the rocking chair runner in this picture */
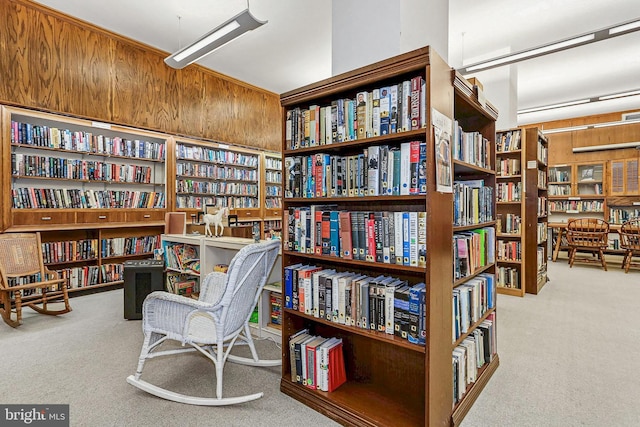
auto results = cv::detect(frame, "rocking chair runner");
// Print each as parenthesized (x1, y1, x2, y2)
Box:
(0, 232, 72, 327)
(127, 239, 281, 406)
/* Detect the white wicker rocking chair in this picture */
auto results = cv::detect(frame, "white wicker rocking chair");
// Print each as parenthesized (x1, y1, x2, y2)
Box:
(126, 239, 281, 406)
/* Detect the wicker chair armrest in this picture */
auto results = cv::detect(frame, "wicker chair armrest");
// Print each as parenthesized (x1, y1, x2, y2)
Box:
(142, 291, 222, 338)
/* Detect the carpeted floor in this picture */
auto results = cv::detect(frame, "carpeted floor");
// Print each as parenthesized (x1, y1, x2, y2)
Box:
(2, 261, 639, 426)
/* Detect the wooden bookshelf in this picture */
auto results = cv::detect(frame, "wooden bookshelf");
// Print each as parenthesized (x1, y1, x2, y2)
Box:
(524, 128, 548, 294)
(279, 47, 498, 427)
(495, 129, 525, 296)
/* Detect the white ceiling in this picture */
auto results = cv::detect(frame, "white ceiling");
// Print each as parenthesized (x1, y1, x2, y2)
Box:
(32, 0, 640, 125)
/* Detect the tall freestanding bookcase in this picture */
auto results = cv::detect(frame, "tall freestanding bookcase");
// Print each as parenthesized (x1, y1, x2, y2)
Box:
(279, 47, 499, 427)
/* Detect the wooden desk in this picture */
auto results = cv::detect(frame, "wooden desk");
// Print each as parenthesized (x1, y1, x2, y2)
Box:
(548, 222, 622, 262)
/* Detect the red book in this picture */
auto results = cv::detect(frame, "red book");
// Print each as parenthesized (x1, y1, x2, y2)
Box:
(328, 341, 346, 392)
(410, 76, 422, 130)
(409, 140, 420, 195)
(338, 211, 353, 260)
(366, 213, 376, 262)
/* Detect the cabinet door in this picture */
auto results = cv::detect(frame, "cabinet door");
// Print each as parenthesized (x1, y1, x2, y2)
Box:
(610, 159, 639, 195)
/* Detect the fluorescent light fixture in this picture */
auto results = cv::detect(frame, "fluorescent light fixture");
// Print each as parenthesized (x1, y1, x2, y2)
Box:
(463, 34, 594, 73)
(599, 90, 640, 101)
(165, 9, 266, 69)
(593, 118, 640, 128)
(543, 126, 589, 135)
(573, 141, 640, 153)
(609, 19, 640, 35)
(460, 18, 640, 75)
(518, 99, 591, 114)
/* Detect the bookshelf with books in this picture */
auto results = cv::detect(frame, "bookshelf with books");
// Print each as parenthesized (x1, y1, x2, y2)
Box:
(547, 161, 606, 224)
(262, 151, 283, 239)
(280, 47, 498, 427)
(495, 129, 525, 296)
(1, 105, 167, 295)
(524, 128, 548, 295)
(173, 136, 262, 225)
(452, 71, 499, 424)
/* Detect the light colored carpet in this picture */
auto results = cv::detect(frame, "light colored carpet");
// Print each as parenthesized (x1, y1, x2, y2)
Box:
(2, 261, 639, 426)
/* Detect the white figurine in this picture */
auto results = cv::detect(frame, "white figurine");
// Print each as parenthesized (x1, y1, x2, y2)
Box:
(203, 207, 229, 237)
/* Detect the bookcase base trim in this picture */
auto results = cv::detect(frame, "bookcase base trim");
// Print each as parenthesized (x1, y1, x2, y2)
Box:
(280, 380, 422, 427)
(451, 355, 500, 427)
(496, 286, 524, 297)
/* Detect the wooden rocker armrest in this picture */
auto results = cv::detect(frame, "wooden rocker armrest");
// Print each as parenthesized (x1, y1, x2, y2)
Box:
(4, 278, 66, 292)
(43, 267, 60, 280)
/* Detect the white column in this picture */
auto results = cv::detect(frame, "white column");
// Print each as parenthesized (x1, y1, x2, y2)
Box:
(331, 0, 448, 76)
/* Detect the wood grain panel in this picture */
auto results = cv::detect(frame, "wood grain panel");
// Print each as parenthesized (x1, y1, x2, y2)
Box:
(0, 1, 35, 105)
(1, 0, 281, 154)
(56, 17, 114, 120)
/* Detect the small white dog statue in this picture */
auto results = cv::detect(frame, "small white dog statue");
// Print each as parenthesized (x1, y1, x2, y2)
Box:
(203, 207, 229, 237)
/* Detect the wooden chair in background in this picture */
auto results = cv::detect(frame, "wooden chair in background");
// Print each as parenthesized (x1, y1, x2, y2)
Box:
(565, 218, 610, 271)
(0, 232, 71, 327)
(619, 218, 640, 273)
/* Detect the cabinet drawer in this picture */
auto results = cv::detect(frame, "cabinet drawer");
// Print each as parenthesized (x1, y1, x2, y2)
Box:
(232, 208, 261, 219)
(12, 210, 75, 226)
(77, 211, 126, 224)
(126, 210, 166, 222)
(264, 208, 282, 218)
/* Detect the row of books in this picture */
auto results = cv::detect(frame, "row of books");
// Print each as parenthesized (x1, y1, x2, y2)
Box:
(452, 273, 495, 342)
(548, 168, 570, 182)
(609, 208, 640, 224)
(496, 182, 522, 203)
(537, 223, 548, 244)
(12, 187, 165, 209)
(285, 141, 427, 199)
(12, 154, 156, 184)
(497, 240, 521, 262)
(11, 121, 165, 160)
(176, 144, 259, 167)
(166, 272, 198, 296)
(453, 180, 494, 227)
(175, 162, 258, 181)
(163, 243, 200, 275)
(548, 200, 604, 213)
(496, 266, 520, 289)
(175, 195, 258, 209)
(265, 157, 282, 170)
(496, 213, 521, 235)
(285, 76, 426, 149)
(453, 122, 491, 169)
(265, 185, 282, 197)
(270, 292, 282, 326)
(284, 208, 427, 267)
(577, 183, 604, 195)
(42, 239, 98, 264)
(453, 227, 496, 281)
(537, 141, 548, 165)
(538, 170, 547, 189)
(284, 265, 427, 345)
(176, 180, 258, 196)
(496, 130, 521, 153)
(57, 263, 124, 288)
(264, 198, 282, 209)
(265, 170, 282, 184)
(496, 158, 520, 177)
(452, 312, 497, 406)
(548, 183, 571, 196)
(538, 197, 548, 217)
(101, 235, 160, 258)
(288, 329, 346, 392)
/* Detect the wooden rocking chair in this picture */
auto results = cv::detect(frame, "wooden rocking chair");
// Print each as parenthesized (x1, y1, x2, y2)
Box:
(565, 218, 610, 271)
(0, 232, 72, 327)
(619, 218, 640, 273)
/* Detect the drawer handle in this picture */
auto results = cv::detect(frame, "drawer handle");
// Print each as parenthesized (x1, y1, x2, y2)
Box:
(143, 214, 151, 218)
(98, 215, 107, 219)
(41, 216, 52, 221)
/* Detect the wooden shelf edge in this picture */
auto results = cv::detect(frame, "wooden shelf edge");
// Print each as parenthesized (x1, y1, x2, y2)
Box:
(452, 307, 496, 348)
(453, 220, 496, 232)
(6, 221, 165, 232)
(496, 286, 524, 297)
(453, 263, 495, 288)
(283, 251, 426, 274)
(68, 280, 124, 293)
(451, 355, 500, 427)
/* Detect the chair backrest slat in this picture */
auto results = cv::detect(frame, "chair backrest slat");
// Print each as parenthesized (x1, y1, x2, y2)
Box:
(566, 218, 609, 248)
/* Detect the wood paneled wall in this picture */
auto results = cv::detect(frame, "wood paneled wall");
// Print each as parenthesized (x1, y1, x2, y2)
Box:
(525, 109, 640, 165)
(0, 0, 281, 152)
